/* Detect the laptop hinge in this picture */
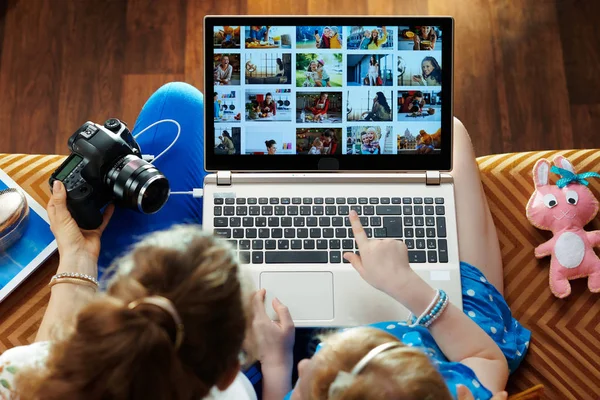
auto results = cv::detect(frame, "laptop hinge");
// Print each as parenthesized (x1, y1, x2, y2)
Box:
(216, 171, 232, 186)
(425, 171, 441, 185)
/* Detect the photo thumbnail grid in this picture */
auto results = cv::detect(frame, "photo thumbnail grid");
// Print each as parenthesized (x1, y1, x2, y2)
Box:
(212, 25, 444, 156)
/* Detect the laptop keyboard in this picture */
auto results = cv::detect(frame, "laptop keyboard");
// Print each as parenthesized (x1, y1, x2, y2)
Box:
(213, 196, 448, 264)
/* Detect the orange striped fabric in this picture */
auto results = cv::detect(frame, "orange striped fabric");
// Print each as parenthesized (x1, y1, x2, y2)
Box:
(2, 151, 600, 399)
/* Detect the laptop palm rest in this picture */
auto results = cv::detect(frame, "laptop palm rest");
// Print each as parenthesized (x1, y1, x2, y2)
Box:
(260, 272, 334, 321)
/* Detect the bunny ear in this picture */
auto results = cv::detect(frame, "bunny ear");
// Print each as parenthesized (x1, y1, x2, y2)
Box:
(553, 155, 576, 173)
(533, 159, 550, 187)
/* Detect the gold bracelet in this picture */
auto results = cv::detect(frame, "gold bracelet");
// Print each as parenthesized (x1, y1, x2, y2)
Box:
(48, 276, 99, 291)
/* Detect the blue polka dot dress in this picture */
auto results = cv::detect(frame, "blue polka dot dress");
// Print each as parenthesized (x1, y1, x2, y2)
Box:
(369, 262, 531, 399)
(284, 262, 531, 400)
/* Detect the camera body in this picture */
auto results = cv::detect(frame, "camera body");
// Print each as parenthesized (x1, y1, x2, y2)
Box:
(49, 119, 170, 230)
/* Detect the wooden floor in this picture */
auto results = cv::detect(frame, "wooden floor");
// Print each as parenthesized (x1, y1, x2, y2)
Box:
(1, 0, 599, 157)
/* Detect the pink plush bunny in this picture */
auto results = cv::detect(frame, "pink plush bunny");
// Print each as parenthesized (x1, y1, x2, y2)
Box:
(526, 155, 600, 298)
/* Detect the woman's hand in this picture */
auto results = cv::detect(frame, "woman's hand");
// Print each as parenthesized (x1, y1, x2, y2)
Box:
(412, 75, 426, 85)
(47, 181, 114, 265)
(414, 34, 421, 46)
(343, 210, 418, 296)
(251, 289, 295, 369)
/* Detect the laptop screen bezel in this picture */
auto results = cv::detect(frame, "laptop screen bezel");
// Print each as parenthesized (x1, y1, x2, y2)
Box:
(204, 16, 454, 172)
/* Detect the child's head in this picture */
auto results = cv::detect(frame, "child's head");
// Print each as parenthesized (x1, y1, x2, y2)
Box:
(363, 30, 372, 39)
(291, 327, 452, 400)
(252, 100, 260, 111)
(19, 225, 252, 399)
(308, 60, 318, 71)
(312, 137, 323, 148)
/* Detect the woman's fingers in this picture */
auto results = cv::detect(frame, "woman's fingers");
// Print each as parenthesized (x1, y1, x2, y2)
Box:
(96, 204, 115, 234)
(50, 181, 71, 224)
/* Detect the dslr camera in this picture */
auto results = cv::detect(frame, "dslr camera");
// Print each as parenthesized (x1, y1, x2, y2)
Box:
(49, 119, 170, 230)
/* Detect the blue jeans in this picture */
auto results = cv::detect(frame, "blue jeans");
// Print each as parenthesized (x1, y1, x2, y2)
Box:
(98, 82, 207, 271)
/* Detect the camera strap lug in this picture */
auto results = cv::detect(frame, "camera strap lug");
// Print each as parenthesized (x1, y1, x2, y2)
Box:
(425, 171, 441, 185)
(217, 171, 232, 186)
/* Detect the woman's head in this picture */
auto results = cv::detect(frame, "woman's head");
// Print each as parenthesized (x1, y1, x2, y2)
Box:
(277, 57, 283, 68)
(320, 92, 328, 101)
(265, 92, 273, 104)
(266, 139, 277, 154)
(420, 26, 433, 37)
(222, 130, 231, 139)
(18, 225, 251, 400)
(362, 128, 378, 144)
(291, 327, 452, 400)
(221, 55, 229, 66)
(370, 55, 376, 65)
(214, 91, 218, 100)
(374, 92, 391, 113)
(421, 56, 442, 82)
(327, 26, 338, 38)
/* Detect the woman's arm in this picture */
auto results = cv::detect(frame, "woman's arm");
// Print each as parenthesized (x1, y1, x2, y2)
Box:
(224, 66, 233, 82)
(36, 181, 113, 342)
(344, 212, 508, 394)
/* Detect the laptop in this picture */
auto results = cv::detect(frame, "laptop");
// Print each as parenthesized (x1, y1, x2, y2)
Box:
(203, 16, 461, 327)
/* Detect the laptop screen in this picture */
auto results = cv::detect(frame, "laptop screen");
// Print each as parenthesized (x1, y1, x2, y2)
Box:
(205, 17, 453, 172)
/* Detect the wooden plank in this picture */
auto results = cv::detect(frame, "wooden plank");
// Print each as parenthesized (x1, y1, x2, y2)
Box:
(56, 0, 127, 155)
(125, 0, 186, 74)
(556, 0, 600, 105)
(486, 0, 573, 152)
(307, 0, 367, 14)
(428, 0, 504, 156)
(0, 0, 67, 154)
(246, 0, 307, 14)
(0, 0, 9, 72)
(571, 104, 600, 150)
(121, 74, 185, 129)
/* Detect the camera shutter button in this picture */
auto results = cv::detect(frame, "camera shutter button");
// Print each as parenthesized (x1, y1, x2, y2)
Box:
(104, 118, 121, 132)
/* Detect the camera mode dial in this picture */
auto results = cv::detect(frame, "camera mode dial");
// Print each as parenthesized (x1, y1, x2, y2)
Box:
(104, 118, 122, 132)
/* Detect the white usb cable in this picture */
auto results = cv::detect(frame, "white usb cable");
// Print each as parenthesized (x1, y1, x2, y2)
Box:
(133, 119, 203, 199)
(170, 189, 204, 198)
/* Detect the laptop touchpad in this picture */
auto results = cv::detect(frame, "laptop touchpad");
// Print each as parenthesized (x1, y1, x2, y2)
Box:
(260, 272, 334, 321)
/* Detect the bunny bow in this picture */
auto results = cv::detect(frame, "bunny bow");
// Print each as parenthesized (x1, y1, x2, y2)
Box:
(551, 166, 600, 188)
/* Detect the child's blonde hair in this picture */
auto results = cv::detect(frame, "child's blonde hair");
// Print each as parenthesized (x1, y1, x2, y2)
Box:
(308, 327, 452, 399)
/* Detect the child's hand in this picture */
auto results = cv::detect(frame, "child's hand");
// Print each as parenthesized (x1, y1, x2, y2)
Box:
(457, 385, 507, 400)
(250, 289, 295, 368)
(344, 210, 417, 296)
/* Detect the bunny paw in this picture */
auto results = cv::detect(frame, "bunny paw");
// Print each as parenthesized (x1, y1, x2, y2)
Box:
(551, 278, 571, 298)
(588, 272, 600, 293)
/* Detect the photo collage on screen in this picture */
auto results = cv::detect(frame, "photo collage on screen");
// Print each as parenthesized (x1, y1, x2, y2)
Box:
(212, 24, 442, 156)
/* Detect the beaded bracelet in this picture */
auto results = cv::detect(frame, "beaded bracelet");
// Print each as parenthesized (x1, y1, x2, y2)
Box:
(407, 289, 449, 328)
(49, 272, 99, 291)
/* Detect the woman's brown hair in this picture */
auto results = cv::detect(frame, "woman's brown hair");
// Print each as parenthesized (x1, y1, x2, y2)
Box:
(308, 327, 453, 400)
(17, 225, 248, 400)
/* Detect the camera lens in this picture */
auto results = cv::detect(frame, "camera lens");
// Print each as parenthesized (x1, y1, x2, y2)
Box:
(105, 155, 170, 214)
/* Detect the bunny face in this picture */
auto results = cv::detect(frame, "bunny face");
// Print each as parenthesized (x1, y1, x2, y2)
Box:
(527, 156, 599, 231)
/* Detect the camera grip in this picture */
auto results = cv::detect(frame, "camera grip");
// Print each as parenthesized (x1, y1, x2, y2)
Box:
(67, 193, 104, 230)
